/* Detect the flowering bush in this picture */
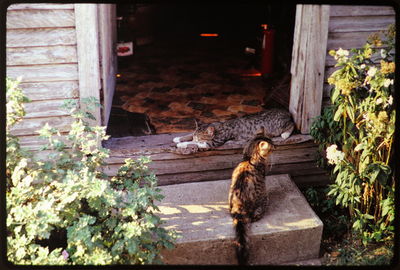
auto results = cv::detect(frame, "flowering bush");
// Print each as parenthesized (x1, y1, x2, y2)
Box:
(310, 25, 395, 245)
(6, 78, 177, 265)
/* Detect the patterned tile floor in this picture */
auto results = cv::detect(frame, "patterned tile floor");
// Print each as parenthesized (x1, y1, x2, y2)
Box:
(107, 37, 288, 137)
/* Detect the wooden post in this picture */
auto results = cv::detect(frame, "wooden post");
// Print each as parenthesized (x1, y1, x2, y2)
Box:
(289, 5, 330, 134)
(74, 4, 102, 127)
(98, 4, 117, 127)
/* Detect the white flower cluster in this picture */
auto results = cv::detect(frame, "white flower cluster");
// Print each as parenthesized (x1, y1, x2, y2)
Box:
(326, 144, 345, 165)
(334, 48, 349, 61)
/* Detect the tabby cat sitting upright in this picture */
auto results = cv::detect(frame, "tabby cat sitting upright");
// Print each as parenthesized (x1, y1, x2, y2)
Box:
(173, 108, 294, 153)
(229, 134, 274, 265)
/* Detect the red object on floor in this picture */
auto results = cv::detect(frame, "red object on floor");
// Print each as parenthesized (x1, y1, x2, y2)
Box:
(260, 24, 275, 75)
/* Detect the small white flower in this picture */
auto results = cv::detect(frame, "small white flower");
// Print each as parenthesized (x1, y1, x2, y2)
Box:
(383, 79, 394, 88)
(326, 144, 345, 165)
(335, 48, 349, 60)
(360, 64, 366, 69)
(388, 95, 393, 105)
(367, 67, 378, 77)
(376, 97, 383, 105)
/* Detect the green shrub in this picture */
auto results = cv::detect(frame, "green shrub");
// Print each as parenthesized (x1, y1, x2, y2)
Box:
(310, 25, 395, 245)
(6, 78, 177, 265)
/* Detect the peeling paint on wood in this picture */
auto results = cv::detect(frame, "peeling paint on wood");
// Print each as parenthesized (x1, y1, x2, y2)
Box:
(7, 9, 75, 29)
(19, 81, 79, 101)
(7, 4, 74, 10)
(7, 64, 79, 83)
(7, 45, 78, 66)
(7, 28, 77, 48)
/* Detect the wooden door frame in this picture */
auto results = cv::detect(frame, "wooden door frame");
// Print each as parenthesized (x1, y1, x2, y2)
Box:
(289, 4, 330, 134)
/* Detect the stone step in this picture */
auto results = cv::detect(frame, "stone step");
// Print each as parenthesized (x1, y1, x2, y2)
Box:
(156, 174, 323, 265)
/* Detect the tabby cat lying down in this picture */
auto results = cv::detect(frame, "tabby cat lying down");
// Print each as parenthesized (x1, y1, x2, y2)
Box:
(173, 108, 294, 154)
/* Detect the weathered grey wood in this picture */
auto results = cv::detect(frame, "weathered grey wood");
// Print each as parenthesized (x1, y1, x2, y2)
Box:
(103, 145, 317, 176)
(7, 64, 79, 83)
(330, 5, 395, 17)
(104, 133, 313, 157)
(289, 4, 306, 131)
(290, 5, 330, 134)
(7, 45, 77, 66)
(301, 5, 330, 134)
(19, 81, 79, 101)
(329, 15, 395, 33)
(7, 9, 75, 29)
(23, 99, 77, 119)
(75, 4, 102, 127)
(7, 4, 74, 10)
(327, 31, 374, 51)
(98, 4, 117, 126)
(7, 28, 77, 48)
(10, 116, 74, 136)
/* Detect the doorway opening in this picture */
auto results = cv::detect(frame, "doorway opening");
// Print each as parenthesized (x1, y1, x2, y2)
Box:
(106, 2, 296, 139)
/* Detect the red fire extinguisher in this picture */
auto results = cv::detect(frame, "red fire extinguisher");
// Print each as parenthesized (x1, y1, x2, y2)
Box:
(260, 24, 275, 75)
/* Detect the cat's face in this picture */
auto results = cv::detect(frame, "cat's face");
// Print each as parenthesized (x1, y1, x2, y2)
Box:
(192, 124, 215, 142)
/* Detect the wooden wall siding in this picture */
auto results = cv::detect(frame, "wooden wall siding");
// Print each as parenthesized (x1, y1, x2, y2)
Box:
(7, 9, 75, 29)
(6, 3, 79, 141)
(322, 5, 395, 106)
(289, 5, 330, 134)
(7, 28, 77, 48)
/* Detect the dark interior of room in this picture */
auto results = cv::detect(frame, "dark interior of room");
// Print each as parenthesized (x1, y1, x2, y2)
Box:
(106, 2, 296, 138)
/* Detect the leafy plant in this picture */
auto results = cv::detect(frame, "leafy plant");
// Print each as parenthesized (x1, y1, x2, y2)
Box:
(310, 25, 395, 246)
(6, 78, 177, 265)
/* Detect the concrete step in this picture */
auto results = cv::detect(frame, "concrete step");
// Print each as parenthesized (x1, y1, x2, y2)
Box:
(157, 174, 323, 265)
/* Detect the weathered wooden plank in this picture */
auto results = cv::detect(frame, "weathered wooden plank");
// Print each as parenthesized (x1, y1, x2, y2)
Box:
(7, 45, 77, 66)
(104, 132, 313, 157)
(75, 4, 102, 127)
(23, 99, 77, 119)
(289, 4, 306, 130)
(290, 5, 330, 134)
(103, 146, 318, 176)
(99, 4, 117, 126)
(7, 28, 77, 48)
(327, 31, 374, 51)
(6, 64, 78, 83)
(7, 3, 74, 10)
(19, 81, 79, 101)
(329, 15, 395, 33)
(330, 5, 395, 17)
(10, 116, 74, 136)
(301, 5, 330, 134)
(7, 9, 75, 29)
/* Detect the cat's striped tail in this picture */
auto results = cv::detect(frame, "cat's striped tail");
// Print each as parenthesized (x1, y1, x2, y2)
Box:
(233, 216, 249, 265)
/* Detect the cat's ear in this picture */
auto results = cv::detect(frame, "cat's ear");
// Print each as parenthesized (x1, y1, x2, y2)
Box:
(259, 141, 272, 151)
(206, 126, 215, 136)
(255, 127, 265, 136)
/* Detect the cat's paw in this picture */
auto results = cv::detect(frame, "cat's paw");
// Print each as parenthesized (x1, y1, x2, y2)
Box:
(176, 142, 189, 148)
(281, 131, 291, 140)
(173, 137, 181, 144)
(174, 144, 199, 155)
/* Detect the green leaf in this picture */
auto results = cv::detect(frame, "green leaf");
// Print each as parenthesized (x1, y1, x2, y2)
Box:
(331, 87, 341, 103)
(334, 105, 344, 121)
